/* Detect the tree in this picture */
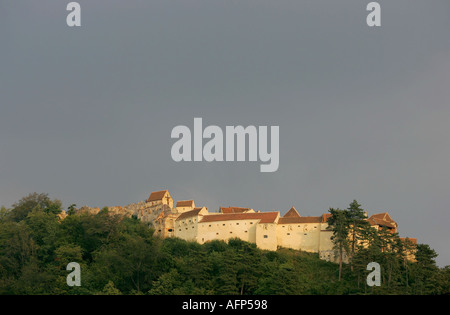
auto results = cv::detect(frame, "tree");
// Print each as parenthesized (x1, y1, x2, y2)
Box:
(228, 238, 262, 295)
(148, 269, 182, 295)
(415, 244, 438, 268)
(8, 193, 62, 222)
(254, 263, 301, 294)
(0, 206, 10, 222)
(24, 209, 62, 264)
(327, 208, 350, 281)
(401, 238, 416, 289)
(409, 244, 440, 294)
(0, 221, 36, 275)
(67, 204, 77, 216)
(98, 281, 122, 295)
(346, 200, 371, 271)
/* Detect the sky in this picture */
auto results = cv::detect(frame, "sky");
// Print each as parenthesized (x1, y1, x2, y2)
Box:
(1, 0, 449, 267)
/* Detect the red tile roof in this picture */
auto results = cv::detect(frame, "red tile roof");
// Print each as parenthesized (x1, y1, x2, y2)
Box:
(220, 207, 251, 214)
(368, 213, 397, 228)
(176, 208, 204, 221)
(176, 200, 194, 207)
(200, 212, 279, 224)
(283, 207, 301, 218)
(147, 190, 169, 202)
(278, 216, 322, 224)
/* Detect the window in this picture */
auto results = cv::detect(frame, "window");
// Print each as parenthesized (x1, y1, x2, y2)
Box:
(287, 233, 290, 235)
(236, 223, 239, 225)
(168, 229, 173, 232)
(264, 235, 268, 238)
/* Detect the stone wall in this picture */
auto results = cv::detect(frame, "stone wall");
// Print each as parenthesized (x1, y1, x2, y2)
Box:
(76, 201, 176, 227)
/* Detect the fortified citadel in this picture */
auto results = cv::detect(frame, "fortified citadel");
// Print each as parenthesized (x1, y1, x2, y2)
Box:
(75, 190, 416, 261)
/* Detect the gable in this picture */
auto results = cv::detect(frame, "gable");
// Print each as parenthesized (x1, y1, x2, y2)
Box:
(177, 200, 195, 208)
(147, 190, 169, 202)
(283, 207, 301, 218)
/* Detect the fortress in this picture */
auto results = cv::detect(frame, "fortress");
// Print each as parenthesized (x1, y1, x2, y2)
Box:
(75, 189, 416, 261)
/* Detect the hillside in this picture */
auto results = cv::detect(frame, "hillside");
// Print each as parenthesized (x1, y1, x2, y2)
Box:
(0, 193, 448, 295)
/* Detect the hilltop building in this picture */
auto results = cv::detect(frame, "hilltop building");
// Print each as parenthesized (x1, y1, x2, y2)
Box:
(75, 189, 416, 262)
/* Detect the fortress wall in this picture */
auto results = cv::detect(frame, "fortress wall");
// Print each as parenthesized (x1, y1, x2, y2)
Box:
(174, 216, 200, 242)
(255, 223, 278, 251)
(318, 226, 334, 253)
(276, 223, 322, 253)
(197, 219, 259, 244)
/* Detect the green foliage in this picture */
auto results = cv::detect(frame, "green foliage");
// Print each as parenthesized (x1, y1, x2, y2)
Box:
(7, 193, 62, 222)
(327, 207, 350, 280)
(0, 206, 10, 222)
(96, 281, 122, 295)
(67, 204, 77, 216)
(0, 193, 448, 295)
(326, 200, 450, 295)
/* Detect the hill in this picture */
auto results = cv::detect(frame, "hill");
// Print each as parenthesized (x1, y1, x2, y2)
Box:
(0, 193, 448, 295)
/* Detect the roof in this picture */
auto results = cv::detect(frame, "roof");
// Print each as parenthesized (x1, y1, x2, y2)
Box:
(147, 190, 169, 202)
(176, 200, 194, 207)
(220, 207, 251, 214)
(368, 213, 397, 228)
(200, 212, 279, 224)
(370, 212, 394, 221)
(279, 211, 330, 224)
(175, 208, 204, 221)
(278, 216, 322, 224)
(283, 207, 300, 218)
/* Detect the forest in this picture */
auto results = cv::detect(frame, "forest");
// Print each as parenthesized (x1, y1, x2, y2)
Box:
(0, 193, 448, 295)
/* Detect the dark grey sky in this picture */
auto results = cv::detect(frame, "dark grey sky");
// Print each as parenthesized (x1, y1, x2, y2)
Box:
(1, 0, 449, 266)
